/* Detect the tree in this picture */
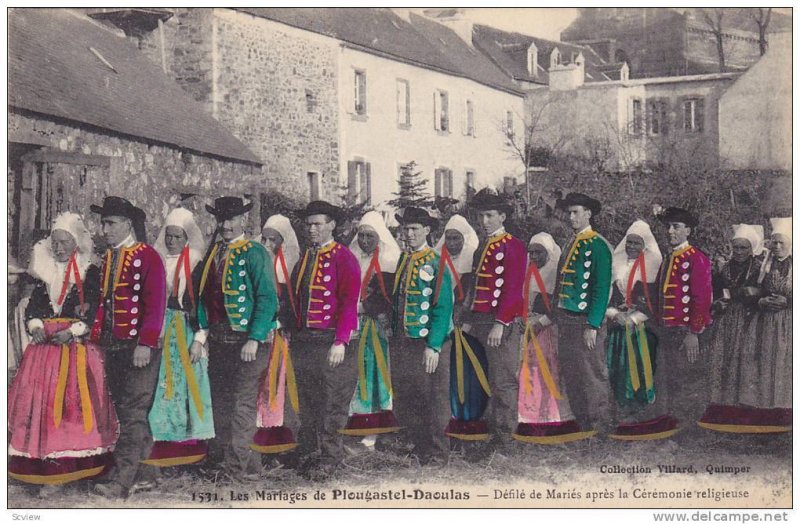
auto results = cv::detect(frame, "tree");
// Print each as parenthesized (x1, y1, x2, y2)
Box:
(750, 7, 772, 56)
(386, 161, 434, 210)
(702, 8, 727, 72)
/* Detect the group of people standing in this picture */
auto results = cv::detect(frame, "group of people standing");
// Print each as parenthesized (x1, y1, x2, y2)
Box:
(7, 189, 792, 499)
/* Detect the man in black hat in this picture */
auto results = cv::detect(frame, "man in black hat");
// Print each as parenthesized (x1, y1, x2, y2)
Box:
(653, 207, 712, 431)
(391, 206, 454, 464)
(195, 196, 278, 480)
(459, 189, 526, 449)
(553, 192, 613, 437)
(290, 200, 361, 479)
(89, 196, 167, 498)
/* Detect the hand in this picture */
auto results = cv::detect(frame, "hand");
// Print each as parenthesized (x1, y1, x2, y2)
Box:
(583, 328, 597, 351)
(423, 347, 439, 374)
(30, 327, 46, 345)
(461, 323, 472, 334)
(189, 340, 204, 363)
(50, 329, 74, 345)
(683, 333, 699, 363)
(133, 345, 152, 368)
(614, 312, 629, 327)
(241, 340, 259, 362)
(328, 343, 345, 368)
(769, 294, 788, 309)
(487, 323, 504, 348)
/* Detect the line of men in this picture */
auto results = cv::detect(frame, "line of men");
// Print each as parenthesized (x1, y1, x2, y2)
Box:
(8, 189, 788, 499)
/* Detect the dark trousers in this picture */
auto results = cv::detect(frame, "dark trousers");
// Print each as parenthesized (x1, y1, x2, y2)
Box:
(207, 327, 268, 476)
(392, 337, 451, 457)
(468, 318, 521, 439)
(557, 312, 612, 430)
(291, 331, 358, 462)
(650, 326, 709, 425)
(104, 344, 161, 490)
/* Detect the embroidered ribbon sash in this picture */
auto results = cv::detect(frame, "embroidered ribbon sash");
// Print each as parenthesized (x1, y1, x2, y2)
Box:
(357, 318, 393, 401)
(53, 343, 94, 434)
(453, 327, 491, 404)
(162, 313, 205, 420)
(267, 331, 299, 414)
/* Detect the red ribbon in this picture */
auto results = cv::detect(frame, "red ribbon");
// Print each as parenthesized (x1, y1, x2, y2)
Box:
(522, 263, 551, 323)
(626, 253, 653, 314)
(56, 251, 85, 312)
(173, 245, 195, 308)
(275, 246, 301, 328)
(361, 249, 391, 304)
(433, 247, 464, 306)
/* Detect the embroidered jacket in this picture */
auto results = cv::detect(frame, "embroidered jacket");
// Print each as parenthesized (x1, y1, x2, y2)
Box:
(556, 229, 612, 329)
(391, 247, 453, 352)
(656, 244, 712, 334)
(91, 243, 167, 348)
(467, 231, 526, 325)
(197, 238, 278, 342)
(292, 241, 360, 345)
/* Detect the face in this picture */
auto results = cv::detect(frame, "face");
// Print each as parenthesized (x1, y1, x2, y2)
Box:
(567, 205, 592, 231)
(730, 238, 753, 263)
(218, 214, 246, 242)
(51, 229, 77, 263)
(771, 233, 791, 259)
(260, 227, 284, 255)
(164, 225, 188, 256)
(357, 226, 380, 254)
(444, 229, 465, 256)
(101, 215, 133, 247)
(625, 234, 645, 260)
(666, 222, 691, 247)
(305, 213, 335, 245)
(479, 210, 506, 236)
(528, 243, 549, 268)
(402, 223, 430, 250)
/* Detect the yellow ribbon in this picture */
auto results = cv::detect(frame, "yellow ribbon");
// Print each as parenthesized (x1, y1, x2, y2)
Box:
(53, 343, 94, 433)
(454, 328, 492, 404)
(356, 318, 393, 402)
(267, 332, 299, 414)
(637, 323, 654, 392)
(357, 320, 370, 401)
(522, 323, 563, 400)
(624, 323, 641, 392)
(369, 319, 393, 397)
(162, 314, 205, 420)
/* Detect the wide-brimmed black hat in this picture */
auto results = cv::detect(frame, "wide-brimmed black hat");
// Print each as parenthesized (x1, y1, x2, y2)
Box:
(658, 206, 698, 228)
(297, 200, 343, 224)
(471, 188, 513, 215)
(556, 192, 601, 215)
(205, 196, 253, 221)
(90, 196, 146, 222)
(395, 206, 437, 227)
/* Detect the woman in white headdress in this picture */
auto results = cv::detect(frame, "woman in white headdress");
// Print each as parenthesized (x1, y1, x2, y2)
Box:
(737, 217, 792, 432)
(699, 224, 765, 433)
(603, 220, 668, 441)
(145, 207, 214, 466)
(514, 232, 590, 444)
(341, 211, 402, 439)
(8, 212, 119, 491)
(434, 214, 479, 308)
(253, 214, 301, 454)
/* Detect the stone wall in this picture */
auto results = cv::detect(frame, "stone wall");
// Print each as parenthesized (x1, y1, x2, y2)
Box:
(9, 109, 263, 253)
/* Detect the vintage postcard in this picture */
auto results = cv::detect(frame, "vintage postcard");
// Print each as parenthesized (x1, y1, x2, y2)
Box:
(5, 5, 793, 520)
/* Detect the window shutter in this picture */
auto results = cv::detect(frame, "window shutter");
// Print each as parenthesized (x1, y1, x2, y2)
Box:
(445, 169, 453, 198)
(363, 163, 372, 204)
(434, 168, 442, 197)
(358, 72, 367, 114)
(396, 81, 401, 124)
(696, 99, 705, 133)
(472, 102, 477, 137)
(405, 81, 411, 125)
(441, 93, 449, 131)
(462, 101, 468, 135)
(347, 161, 357, 202)
(683, 100, 691, 132)
(433, 92, 441, 130)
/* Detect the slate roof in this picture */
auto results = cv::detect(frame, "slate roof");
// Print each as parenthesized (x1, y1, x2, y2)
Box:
(235, 8, 523, 96)
(8, 8, 260, 164)
(472, 24, 613, 85)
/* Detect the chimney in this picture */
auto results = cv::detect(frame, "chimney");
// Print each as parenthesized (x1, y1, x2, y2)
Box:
(548, 51, 585, 91)
(423, 8, 474, 46)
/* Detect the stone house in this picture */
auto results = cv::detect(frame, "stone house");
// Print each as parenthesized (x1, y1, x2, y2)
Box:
(92, 7, 527, 216)
(8, 9, 263, 262)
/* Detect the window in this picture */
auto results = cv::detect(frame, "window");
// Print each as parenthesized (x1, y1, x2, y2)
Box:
(354, 69, 367, 116)
(465, 169, 476, 189)
(433, 89, 449, 132)
(683, 98, 705, 133)
(550, 47, 560, 68)
(397, 79, 411, 127)
(305, 89, 317, 113)
(464, 99, 475, 137)
(347, 160, 372, 205)
(629, 98, 643, 135)
(647, 99, 668, 135)
(434, 167, 453, 198)
(307, 172, 321, 201)
(505, 110, 515, 139)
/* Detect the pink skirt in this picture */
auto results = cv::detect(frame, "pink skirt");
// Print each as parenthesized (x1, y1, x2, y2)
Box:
(8, 319, 119, 484)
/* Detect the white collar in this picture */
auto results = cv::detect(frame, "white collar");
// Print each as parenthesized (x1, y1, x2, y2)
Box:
(411, 242, 429, 253)
(315, 238, 334, 249)
(114, 234, 136, 249)
(227, 234, 246, 245)
(672, 241, 690, 252)
(489, 226, 506, 238)
(575, 225, 593, 235)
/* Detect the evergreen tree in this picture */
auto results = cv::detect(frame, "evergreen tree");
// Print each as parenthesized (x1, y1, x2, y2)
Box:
(386, 161, 434, 210)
